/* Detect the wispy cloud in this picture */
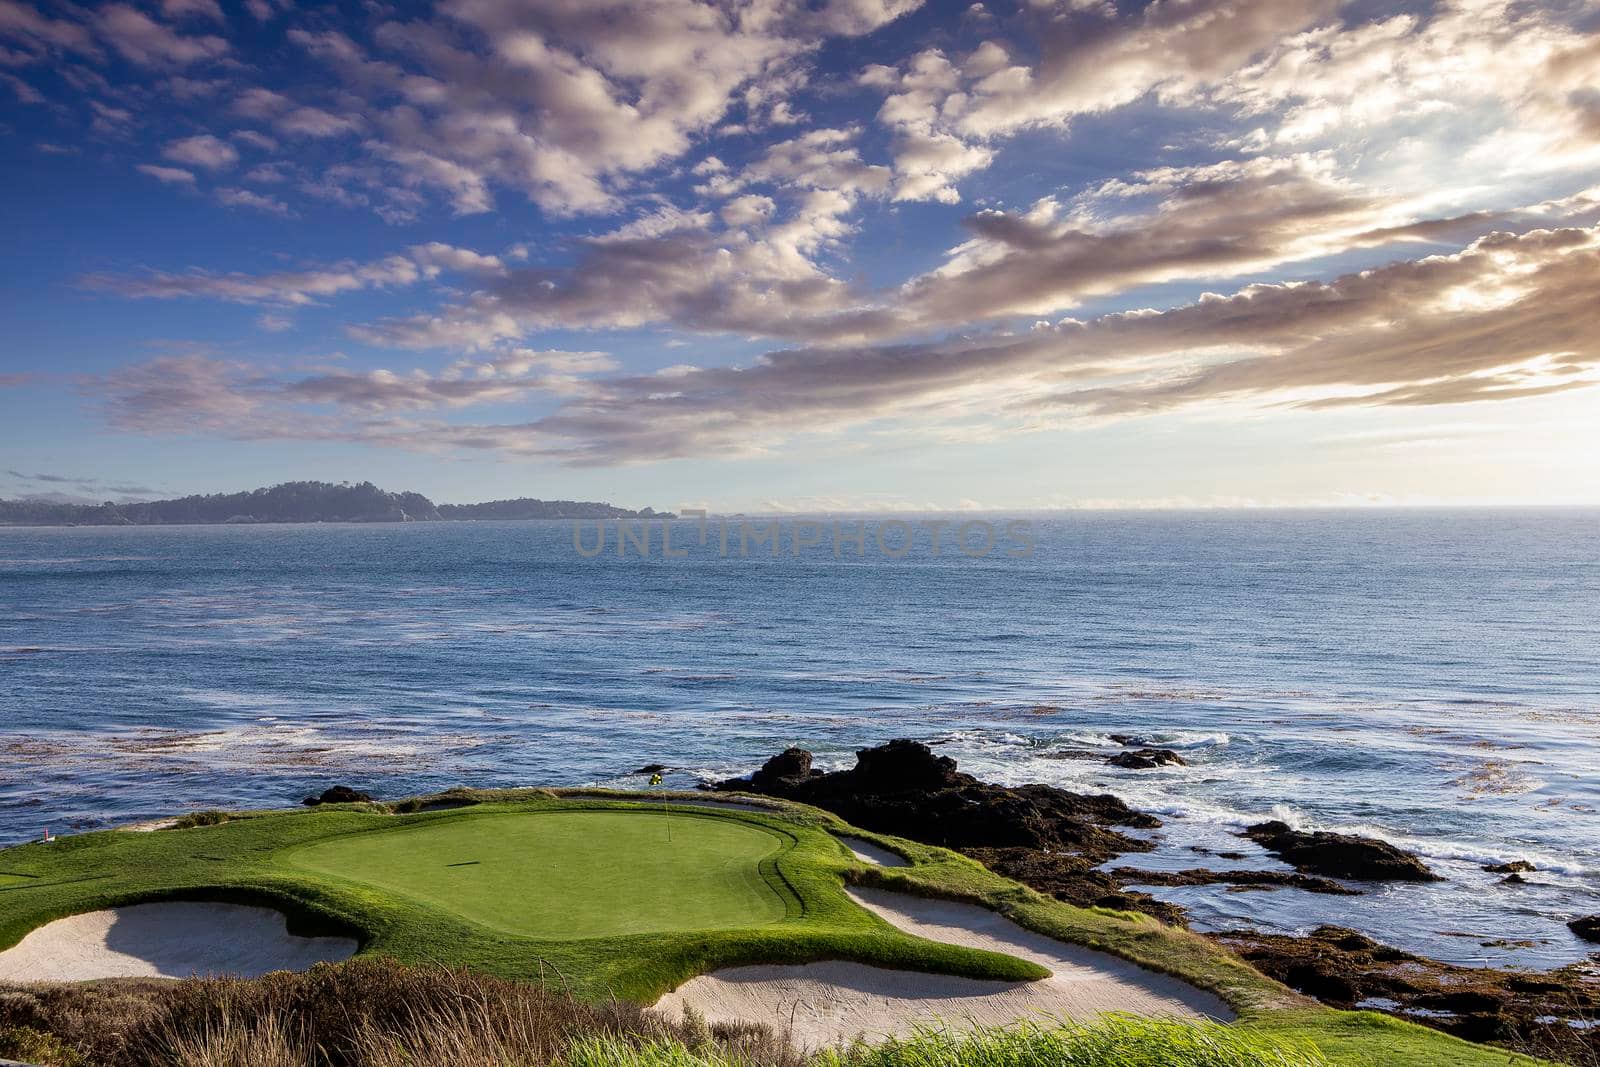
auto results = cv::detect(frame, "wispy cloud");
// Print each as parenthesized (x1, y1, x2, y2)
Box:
(78, 221, 1600, 465)
(81, 243, 505, 305)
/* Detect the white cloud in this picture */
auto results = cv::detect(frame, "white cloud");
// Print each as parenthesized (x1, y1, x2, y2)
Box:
(92, 3, 227, 66)
(83, 243, 505, 305)
(163, 133, 238, 170)
(136, 162, 196, 184)
(232, 130, 278, 152)
(159, 0, 224, 23)
(257, 0, 923, 217)
(216, 187, 295, 216)
(720, 194, 776, 227)
(275, 106, 361, 139)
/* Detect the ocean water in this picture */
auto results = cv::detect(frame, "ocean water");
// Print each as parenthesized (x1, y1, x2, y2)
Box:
(2, 511, 1598, 970)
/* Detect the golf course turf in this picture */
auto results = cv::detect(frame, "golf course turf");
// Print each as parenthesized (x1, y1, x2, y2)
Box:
(287, 810, 791, 939)
(0, 789, 1553, 1065)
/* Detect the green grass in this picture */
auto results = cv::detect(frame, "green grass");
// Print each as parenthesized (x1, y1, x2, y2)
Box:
(0, 794, 1042, 1002)
(562, 1017, 1328, 1067)
(0, 789, 1553, 1066)
(816, 1016, 1328, 1067)
(287, 811, 789, 939)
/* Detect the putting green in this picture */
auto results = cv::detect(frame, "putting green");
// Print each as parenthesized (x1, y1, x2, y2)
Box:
(286, 809, 789, 939)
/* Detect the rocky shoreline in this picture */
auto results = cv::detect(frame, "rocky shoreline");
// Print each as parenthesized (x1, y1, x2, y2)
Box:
(712, 739, 1600, 1064)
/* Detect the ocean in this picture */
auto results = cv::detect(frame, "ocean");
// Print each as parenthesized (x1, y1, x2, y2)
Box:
(2, 511, 1597, 970)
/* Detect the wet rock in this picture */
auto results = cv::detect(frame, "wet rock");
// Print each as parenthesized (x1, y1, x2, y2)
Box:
(1485, 860, 1537, 874)
(747, 747, 818, 789)
(1109, 866, 1361, 896)
(1039, 748, 1105, 761)
(303, 785, 374, 806)
(717, 740, 1171, 919)
(970, 847, 1188, 926)
(1241, 821, 1439, 881)
(1500, 873, 1527, 885)
(1415, 989, 1508, 1015)
(1106, 748, 1187, 769)
(633, 763, 668, 775)
(853, 738, 962, 790)
(718, 740, 1156, 856)
(1569, 915, 1600, 943)
(1285, 963, 1361, 1004)
(1213, 925, 1600, 1060)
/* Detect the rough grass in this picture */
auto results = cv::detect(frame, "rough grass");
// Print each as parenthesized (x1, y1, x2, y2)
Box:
(815, 1016, 1328, 1067)
(0, 964, 1324, 1067)
(561, 1018, 1332, 1067)
(0, 957, 803, 1067)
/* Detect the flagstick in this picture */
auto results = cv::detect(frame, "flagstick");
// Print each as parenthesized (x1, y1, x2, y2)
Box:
(650, 773, 671, 842)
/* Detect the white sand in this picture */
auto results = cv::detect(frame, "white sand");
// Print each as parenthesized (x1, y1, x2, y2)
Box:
(836, 836, 911, 867)
(0, 902, 358, 982)
(655, 887, 1232, 1049)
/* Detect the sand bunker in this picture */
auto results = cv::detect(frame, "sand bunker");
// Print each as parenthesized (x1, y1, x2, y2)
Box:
(836, 836, 911, 867)
(655, 887, 1232, 1049)
(0, 902, 357, 982)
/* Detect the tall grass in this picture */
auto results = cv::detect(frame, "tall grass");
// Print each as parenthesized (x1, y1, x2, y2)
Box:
(0, 958, 781, 1067)
(2, 962, 1327, 1067)
(560, 1017, 1327, 1067)
(817, 1016, 1326, 1067)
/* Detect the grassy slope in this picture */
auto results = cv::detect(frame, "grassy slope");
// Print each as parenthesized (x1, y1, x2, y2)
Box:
(0, 789, 1546, 1066)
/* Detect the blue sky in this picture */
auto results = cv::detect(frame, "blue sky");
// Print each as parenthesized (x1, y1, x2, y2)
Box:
(2, 0, 1598, 511)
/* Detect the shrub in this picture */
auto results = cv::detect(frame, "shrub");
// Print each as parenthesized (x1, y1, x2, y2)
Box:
(0, 1023, 86, 1066)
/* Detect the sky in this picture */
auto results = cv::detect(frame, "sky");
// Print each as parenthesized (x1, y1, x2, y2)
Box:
(1, 0, 1598, 512)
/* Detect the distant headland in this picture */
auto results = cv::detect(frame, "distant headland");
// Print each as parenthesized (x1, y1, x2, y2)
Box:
(0, 480, 668, 527)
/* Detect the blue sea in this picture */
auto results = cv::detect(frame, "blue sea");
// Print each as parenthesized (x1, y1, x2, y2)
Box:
(2, 511, 1598, 970)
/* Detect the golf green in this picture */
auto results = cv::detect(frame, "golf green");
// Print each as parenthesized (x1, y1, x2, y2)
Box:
(286, 809, 789, 939)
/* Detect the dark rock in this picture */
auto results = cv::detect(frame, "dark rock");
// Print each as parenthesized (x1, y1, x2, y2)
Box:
(968, 847, 1187, 925)
(747, 747, 817, 788)
(1416, 990, 1508, 1015)
(633, 763, 668, 775)
(1106, 747, 1187, 769)
(1039, 748, 1105, 761)
(1212, 925, 1600, 1060)
(1506, 976, 1567, 994)
(1242, 820, 1439, 882)
(303, 785, 374, 807)
(1500, 873, 1527, 885)
(1108, 734, 1140, 745)
(1109, 866, 1361, 895)
(1484, 860, 1536, 873)
(1569, 915, 1600, 943)
(853, 738, 961, 790)
(717, 740, 1157, 856)
(717, 740, 1170, 919)
(1285, 963, 1361, 1004)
